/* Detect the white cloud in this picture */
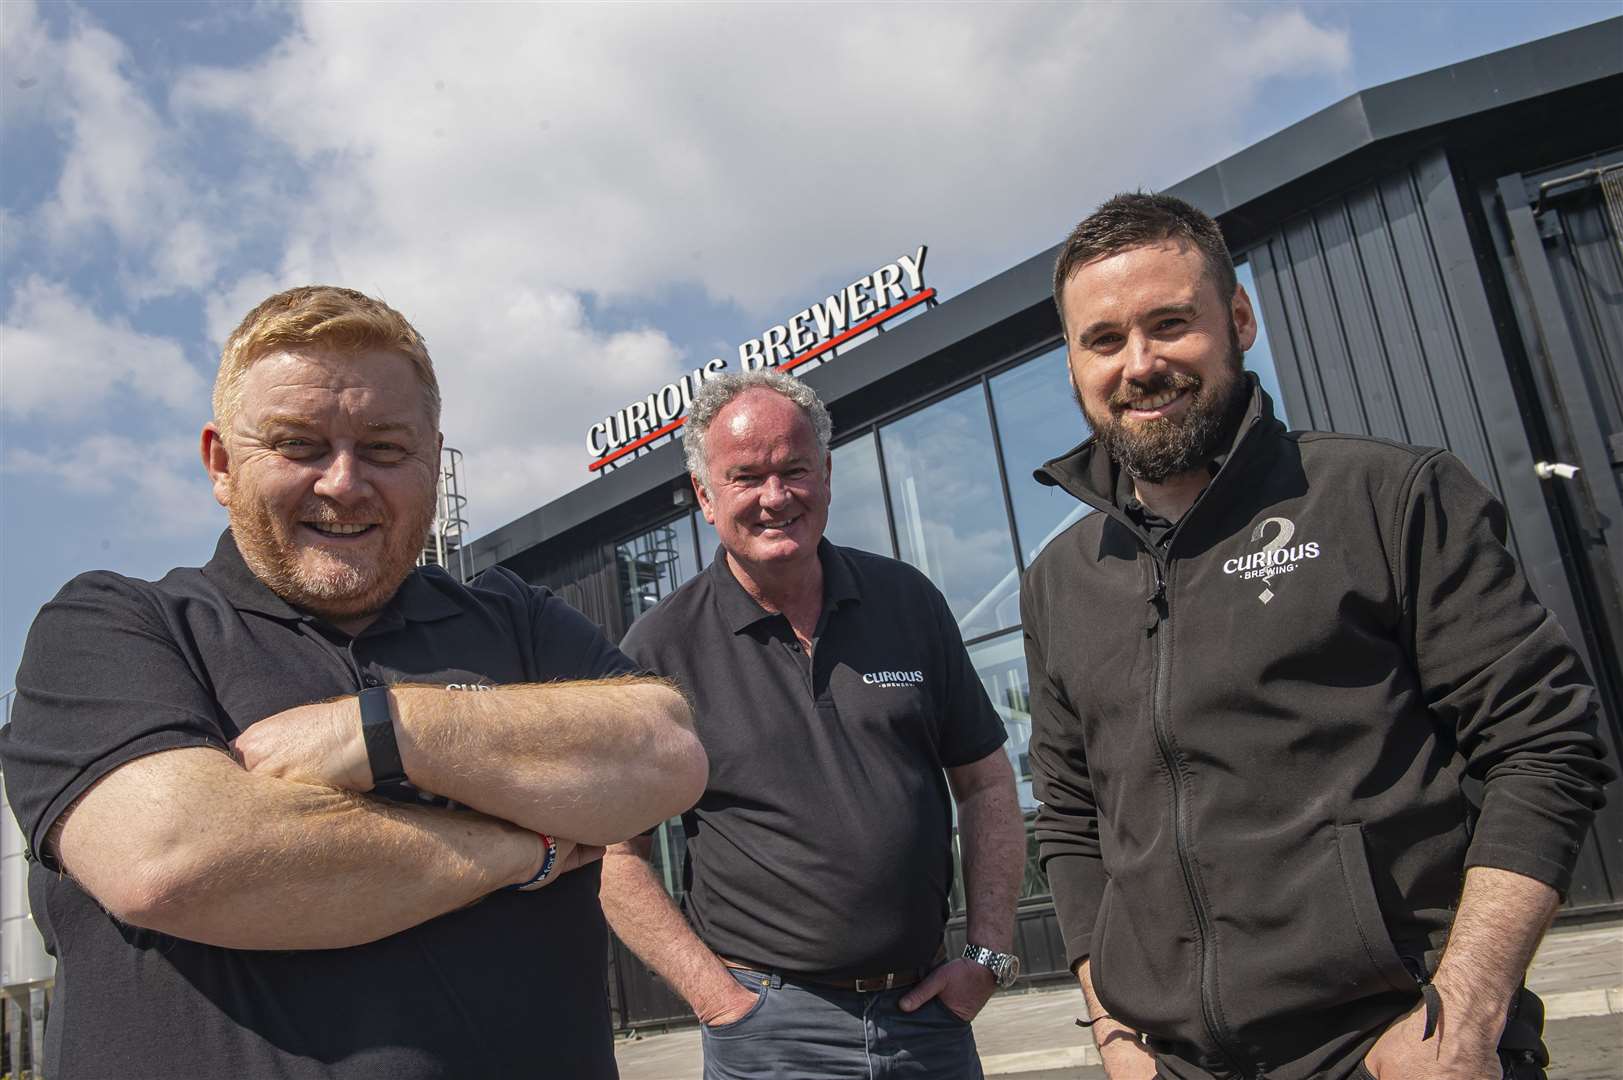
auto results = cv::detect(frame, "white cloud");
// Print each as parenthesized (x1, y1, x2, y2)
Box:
(0, 0, 59, 128)
(11, 2, 230, 297)
(1, 277, 207, 422)
(163, 1, 1348, 531)
(2, 433, 221, 539)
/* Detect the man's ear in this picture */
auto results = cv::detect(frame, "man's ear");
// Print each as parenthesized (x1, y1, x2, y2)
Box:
(692, 472, 715, 524)
(201, 424, 232, 509)
(1231, 282, 1260, 352)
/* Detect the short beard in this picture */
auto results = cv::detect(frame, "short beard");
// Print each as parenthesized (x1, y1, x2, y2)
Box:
(1078, 333, 1250, 485)
(229, 491, 435, 624)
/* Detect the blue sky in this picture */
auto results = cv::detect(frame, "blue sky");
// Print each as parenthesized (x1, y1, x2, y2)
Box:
(2, 0, 1618, 689)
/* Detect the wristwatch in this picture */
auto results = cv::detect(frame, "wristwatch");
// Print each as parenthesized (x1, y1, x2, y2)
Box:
(962, 943, 1021, 989)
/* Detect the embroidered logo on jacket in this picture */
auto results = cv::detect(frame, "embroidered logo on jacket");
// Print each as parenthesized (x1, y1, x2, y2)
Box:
(1222, 516, 1321, 603)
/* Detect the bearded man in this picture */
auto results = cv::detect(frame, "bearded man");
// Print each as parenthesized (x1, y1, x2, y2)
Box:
(0, 286, 708, 1079)
(1021, 193, 1610, 1080)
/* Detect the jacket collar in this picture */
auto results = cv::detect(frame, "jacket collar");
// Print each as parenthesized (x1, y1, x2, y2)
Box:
(708, 538, 860, 634)
(1033, 375, 1279, 547)
(200, 529, 463, 630)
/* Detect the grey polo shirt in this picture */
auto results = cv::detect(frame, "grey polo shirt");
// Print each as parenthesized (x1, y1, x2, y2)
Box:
(620, 540, 1006, 979)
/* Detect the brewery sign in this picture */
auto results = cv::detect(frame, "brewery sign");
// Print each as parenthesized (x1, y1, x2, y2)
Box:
(586, 247, 935, 471)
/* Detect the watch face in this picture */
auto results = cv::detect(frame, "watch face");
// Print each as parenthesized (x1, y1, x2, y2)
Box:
(998, 954, 1021, 988)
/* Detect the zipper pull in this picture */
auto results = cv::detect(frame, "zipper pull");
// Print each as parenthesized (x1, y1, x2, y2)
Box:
(1144, 563, 1167, 633)
(1402, 957, 1442, 1040)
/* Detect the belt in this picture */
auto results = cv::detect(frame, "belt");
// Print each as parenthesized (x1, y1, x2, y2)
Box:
(722, 958, 930, 994)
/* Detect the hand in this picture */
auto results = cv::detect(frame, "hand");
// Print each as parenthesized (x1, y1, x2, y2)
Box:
(514, 836, 605, 890)
(233, 698, 372, 791)
(1363, 995, 1502, 1079)
(898, 958, 996, 1022)
(695, 974, 761, 1027)
(1097, 1036, 1159, 1080)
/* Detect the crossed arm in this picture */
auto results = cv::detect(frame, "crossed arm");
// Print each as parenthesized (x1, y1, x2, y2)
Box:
(54, 679, 706, 950)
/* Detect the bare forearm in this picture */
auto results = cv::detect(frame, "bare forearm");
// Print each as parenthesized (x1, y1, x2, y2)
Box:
(1433, 866, 1559, 1035)
(393, 678, 707, 844)
(1080, 960, 1158, 1078)
(58, 748, 536, 950)
(957, 782, 1024, 950)
(600, 842, 740, 1017)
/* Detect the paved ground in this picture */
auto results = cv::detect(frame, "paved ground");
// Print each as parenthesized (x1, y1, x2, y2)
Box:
(615, 920, 1623, 1079)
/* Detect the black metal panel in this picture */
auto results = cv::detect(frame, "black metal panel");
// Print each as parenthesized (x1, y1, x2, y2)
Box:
(1243, 149, 1565, 567)
(608, 935, 693, 1030)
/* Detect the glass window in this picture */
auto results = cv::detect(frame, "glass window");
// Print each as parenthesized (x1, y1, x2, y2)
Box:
(989, 347, 1096, 564)
(617, 517, 698, 625)
(647, 818, 689, 899)
(968, 630, 1035, 811)
(879, 385, 1020, 639)
(827, 434, 894, 558)
(1235, 261, 1290, 427)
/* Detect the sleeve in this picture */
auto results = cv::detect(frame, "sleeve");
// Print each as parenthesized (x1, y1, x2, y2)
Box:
(1401, 451, 1613, 894)
(525, 583, 639, 681)
(1022, 569, 1108, 971)
(0, 573, 230, 871)
(930, 580, 1008, 768)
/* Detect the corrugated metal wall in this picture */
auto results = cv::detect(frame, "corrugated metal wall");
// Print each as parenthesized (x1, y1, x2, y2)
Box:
(1244, 148, 1541, 556)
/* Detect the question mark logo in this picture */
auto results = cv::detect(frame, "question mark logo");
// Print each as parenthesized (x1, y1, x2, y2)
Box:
(1248, 517, 1295, 603)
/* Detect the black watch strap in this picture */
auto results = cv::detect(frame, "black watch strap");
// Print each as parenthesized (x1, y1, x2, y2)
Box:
(359, 685, 407, 788)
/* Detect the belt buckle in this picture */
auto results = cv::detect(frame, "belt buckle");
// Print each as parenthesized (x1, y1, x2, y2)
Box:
(853, 972, 896, 993)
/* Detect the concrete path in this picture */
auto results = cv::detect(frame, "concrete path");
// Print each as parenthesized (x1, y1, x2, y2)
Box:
(614, 919, 1623, 1079)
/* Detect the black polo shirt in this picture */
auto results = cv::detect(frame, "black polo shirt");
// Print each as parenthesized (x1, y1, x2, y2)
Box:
(620, 541, 1006, 979)
(0, 531, 633, 1080)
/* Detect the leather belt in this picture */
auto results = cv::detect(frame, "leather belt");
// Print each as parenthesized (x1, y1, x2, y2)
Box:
(722, 958, 928, 993)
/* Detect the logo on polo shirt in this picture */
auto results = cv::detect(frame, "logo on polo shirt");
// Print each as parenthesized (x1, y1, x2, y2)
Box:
(862, 669, 925, 689)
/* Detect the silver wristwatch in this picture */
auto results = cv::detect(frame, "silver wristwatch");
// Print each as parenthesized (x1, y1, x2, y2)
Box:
(962, 943, 1021, 989)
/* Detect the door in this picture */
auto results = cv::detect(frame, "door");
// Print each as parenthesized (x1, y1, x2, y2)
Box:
(1497, 155, 1623, 909)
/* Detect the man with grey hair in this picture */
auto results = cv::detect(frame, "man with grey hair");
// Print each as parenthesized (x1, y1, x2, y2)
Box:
(601, 370, 1026, 1079)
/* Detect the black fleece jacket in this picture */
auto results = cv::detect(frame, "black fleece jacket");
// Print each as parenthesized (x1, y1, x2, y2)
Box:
(1022, 382, 1610, 1080)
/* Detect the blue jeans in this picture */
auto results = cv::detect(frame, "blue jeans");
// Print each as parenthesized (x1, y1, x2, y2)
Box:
(700, 966, 984, 1079)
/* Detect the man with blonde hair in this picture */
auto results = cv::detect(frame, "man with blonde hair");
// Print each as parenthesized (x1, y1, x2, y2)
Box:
(1, 285, 708, 1078)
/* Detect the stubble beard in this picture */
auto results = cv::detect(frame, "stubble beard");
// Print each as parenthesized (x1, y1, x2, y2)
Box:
(229, 489, 436, 623)
(1079, 329, 1251, 485)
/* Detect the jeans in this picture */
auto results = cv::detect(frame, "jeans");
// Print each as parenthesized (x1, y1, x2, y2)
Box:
(700, 966, 984, 1079)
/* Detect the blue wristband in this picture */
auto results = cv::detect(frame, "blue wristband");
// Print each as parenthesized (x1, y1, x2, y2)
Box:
(510, 833, 558, 891)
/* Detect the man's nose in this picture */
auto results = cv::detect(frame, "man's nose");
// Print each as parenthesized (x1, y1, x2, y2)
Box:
(1121, 332, 1160, 382)
(760, 476, 792, 508)
(313, 448, 369, 502)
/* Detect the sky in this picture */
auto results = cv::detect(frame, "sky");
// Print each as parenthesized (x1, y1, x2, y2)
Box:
(2, 0, 1618, 690)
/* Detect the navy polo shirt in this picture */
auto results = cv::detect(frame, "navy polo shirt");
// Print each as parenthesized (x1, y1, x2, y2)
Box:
(0, 531, 633, 1079)
(620, 541, 1006, 979)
